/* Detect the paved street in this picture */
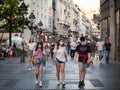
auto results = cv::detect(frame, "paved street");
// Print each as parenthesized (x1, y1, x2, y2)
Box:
(0, 56, 120, 90)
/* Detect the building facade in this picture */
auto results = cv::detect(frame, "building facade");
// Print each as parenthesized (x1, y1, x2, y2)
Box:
(26, 0, 96, 42)
(100, 0, 120, 61)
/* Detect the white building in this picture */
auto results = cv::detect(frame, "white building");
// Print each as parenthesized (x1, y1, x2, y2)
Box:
(24, 0, 91, 41)
(26, 0, 52, 32)
(55, 0, 72, 37)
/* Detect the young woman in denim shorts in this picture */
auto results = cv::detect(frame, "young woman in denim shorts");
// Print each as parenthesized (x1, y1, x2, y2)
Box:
(53, 39, 68, 88)
(33, 42, 46, 87)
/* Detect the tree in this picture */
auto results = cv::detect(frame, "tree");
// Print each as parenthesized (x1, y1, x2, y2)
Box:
(0, 0, 27, 46)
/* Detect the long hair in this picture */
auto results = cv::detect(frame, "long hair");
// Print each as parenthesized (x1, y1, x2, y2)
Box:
(35, 41, 43, 51)
(57, 39, 64, 50)
(29, 37, 34, 43)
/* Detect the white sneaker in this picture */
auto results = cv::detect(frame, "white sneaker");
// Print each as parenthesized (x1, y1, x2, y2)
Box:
(32, 67, 35, 70)
(39, 81, 42, 87)
(28, 68, 32, 71)
(62, 81, 66, 85)
(35, 80, 38, 84)
(57, 81, 60, 86)
(43, 66, 46, 70)
(62, 81, 66, 88)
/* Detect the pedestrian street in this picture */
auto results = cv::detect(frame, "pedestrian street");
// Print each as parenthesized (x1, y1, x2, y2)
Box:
(0, 56, 120, 90)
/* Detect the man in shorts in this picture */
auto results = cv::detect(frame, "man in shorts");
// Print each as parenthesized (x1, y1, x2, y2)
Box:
(75, 36, 91, 88)
(96, 39, 104, 61)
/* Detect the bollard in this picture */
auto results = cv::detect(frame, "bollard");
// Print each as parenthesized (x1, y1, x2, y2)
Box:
(20, 43, 25, 63)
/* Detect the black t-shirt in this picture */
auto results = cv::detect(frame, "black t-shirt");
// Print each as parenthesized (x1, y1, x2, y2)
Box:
(76, 44, 91, 54)
(76, 44, 91, 63)
(105, 43, 111, 50)
(51, 44, 55, 51)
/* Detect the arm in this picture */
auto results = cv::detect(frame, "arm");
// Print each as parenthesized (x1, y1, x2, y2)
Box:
(42, 49, 46, 56)
(74, 52, 78, 64)
(64, 49, 68, 62)
(52, 47, 57, 65)
(33, 50, 39, 56)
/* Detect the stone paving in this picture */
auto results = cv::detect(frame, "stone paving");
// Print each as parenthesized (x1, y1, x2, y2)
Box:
(0, 56, 120, 90)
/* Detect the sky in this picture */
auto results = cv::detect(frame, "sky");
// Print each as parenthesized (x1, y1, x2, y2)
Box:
(73, 0, 100, 10)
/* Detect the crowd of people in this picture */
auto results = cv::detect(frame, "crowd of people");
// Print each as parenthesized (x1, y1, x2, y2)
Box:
(0, 36, 111, 88)
(0, 44, 16, 59)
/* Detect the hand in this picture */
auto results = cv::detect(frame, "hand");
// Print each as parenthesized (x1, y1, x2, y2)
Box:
(75, 60, 78, 64)
(87, 58, 93, 64)
(52, 60, 55, 65)
(34, 59, 39, 64)
(66, 59, 68, 62)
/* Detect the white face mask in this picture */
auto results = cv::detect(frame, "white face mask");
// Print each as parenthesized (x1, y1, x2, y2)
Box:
(59, 41, 64, 45)
(81, 41, 86, 45)
(38, 44, 41, 48)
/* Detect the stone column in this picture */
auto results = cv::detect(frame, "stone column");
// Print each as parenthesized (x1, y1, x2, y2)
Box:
(110, 0, 115, 60)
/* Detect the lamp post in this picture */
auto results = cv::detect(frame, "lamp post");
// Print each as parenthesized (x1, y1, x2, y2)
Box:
(38, 20, 43, 41)
(29, 12, 36, 35)
(52, 0, 56, 41)
(19, 1, 28, 63)
(19, 1, 28, 38)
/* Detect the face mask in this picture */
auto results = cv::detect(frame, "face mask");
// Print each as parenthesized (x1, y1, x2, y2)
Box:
(59, 41, 64, 45)
(38, 44, 41, 48)
(81, 41, 86, 45)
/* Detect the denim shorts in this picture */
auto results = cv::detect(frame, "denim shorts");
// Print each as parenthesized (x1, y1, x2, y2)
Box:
(56, 58, 65, 64)
(98, 50, 103, 56)
(34, 58, 44, 67)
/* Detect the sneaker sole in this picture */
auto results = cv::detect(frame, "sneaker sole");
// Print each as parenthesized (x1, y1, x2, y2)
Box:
(39, 86, 42, 88)
(62, 84, 66, 88)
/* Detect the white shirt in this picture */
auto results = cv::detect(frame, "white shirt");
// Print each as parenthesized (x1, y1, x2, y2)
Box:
(27, 43, 36, 51)
(53, 46, 67, 62)
(70, 41, 77, 50)
(96, 41, 104, 50)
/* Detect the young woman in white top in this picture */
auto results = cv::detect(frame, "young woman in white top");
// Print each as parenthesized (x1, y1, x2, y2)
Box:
(53, 39, 67, 88)
(27, 37, 36, 71)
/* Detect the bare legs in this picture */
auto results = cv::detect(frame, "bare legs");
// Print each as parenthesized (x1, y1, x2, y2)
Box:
(56, 63, 65, 85)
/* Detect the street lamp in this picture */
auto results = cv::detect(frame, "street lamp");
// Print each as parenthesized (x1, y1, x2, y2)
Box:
(52, 0, 56, 41)
(38, 20, 43, 27)
(19, 1, 28, 38)
(19, 1, 28, 63)
(38, 20, 43, 41)
(29, 12, 36, 34)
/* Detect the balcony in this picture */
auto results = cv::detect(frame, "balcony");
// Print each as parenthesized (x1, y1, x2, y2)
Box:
(58, 20, 71, 27)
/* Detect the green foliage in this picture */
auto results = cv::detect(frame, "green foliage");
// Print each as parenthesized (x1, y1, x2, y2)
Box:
(0, 0, 27, 32)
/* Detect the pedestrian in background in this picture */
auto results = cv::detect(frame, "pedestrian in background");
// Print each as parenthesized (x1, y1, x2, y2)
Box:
(45, 44, 50, 61)
(70, 39, 77, 60)
(33, 42, 46, 87)
(50, 40, 55, 64)
(66, 41, 70, 55)
(53, 39, 67, 88)
(5, 47, 9, 57)
(74, 36, 91, 88)
(9, 47, 13, 58)
(96, 38, 104, 62)
(27, 37, 36, 71)
(0, 46, 5, 60)
(104, 39, 111, 64)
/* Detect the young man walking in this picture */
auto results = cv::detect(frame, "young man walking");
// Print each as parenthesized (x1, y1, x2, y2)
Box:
(75, 36, 91, 88)
(96, 39, 104, 62)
